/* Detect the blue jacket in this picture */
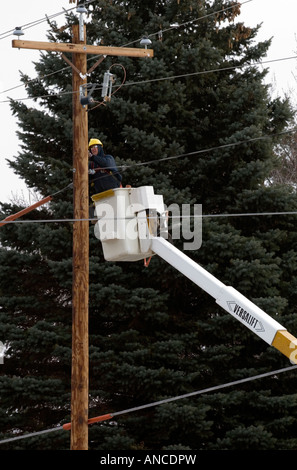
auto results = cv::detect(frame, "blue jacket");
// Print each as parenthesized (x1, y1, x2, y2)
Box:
(89, 147, 122, 194)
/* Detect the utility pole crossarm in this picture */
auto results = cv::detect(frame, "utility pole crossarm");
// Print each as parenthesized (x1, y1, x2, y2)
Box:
(12, 39, 154, 58)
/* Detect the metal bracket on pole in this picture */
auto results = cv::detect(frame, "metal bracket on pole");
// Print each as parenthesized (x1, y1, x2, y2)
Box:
(87, 55, 106, 75)
(61, 53, 88, 79)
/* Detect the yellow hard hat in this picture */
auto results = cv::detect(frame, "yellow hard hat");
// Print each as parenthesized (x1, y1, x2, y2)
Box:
(88, 138, 103, 148)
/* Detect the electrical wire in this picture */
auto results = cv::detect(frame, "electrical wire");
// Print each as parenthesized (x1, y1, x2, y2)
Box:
(1, 126, 297, 227)
(1, 2, 297, 445)
(0, 183, 73, 227)
(87, 63, 127, 111)
(76, 124, 297, 180)
(0, 10, 74, 40)
(114, 127, 297, 170)
(3, 0, 295, 115)
(101, 0, 254, 49)
(0, 0, 253, 42)
(0, 0, 288, 210)
(2, 53, 297, 104)
(0, 0, 97, 39)
(2, 1, 297, 448)
(2, 210, 297, 225)
(0, 0, 257, 99)
(0, 363, 296, 445)
(1, 0, 295, 116)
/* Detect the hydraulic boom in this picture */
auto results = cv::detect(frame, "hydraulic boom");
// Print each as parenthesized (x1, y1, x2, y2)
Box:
(92, 186, 297, 364)
(151, 237, 297, 364)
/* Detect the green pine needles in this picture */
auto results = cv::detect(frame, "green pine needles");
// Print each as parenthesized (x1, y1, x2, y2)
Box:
(1, 0, 297, 450)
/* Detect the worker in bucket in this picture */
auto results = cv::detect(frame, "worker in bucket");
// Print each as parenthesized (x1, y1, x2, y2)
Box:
(88, 138, 122, 195)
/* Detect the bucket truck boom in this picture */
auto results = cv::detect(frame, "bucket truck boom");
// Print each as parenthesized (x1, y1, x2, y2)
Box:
(92, 186, 297, 364)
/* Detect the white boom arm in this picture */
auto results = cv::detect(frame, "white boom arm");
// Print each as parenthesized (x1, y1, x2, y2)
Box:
(91, 186, 297, 364)
(151, 237, 297, 364)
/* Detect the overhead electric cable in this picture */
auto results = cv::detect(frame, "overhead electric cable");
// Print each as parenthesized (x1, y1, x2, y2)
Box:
(115, 126, 297, 170)
(0, 363, 296, 445)
(0, 183, 73, 227)
(2, 210, 297, 226)
(1, 127, 297, 227)
(2, 53, 297, 104)
(0, 9, 75, 40)
(113, 0, 254, 49)
(63, 364, 297, 431)
(0, 0, 97, 39)
(0, 0, 256, 99)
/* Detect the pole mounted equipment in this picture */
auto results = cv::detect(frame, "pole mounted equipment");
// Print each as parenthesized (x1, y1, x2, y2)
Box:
(101, 70, 115, 102)
(76, 4, 88, 41)
(140, 36, 152, 49)
(80, 83, 96, 106)
(76, 3, 88, 13)
(13, 27, 24, 37)
(11, 14, 153, 451)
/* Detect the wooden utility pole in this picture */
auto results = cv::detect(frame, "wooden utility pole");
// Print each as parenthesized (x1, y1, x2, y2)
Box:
(71, 23, 89, 450)
(12, 21, 153, 451)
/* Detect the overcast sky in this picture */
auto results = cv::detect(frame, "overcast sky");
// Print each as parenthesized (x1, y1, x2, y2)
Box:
(0, 0, 297, 204)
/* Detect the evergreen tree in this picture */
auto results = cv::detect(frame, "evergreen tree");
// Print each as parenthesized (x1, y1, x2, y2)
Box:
(1, 0, 297, 450)
(268, 129, 297, 186)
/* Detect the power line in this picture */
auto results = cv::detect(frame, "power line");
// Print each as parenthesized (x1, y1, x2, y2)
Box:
(0, 10, 74, 40)
(2, 210, 297, 226)
(2, 53, 297, 104)
(0, 426, 64, 445)
(2, 0, 297, 449)
(0, 363, 296, 445)
(0, 0, 97, 39)
(1, 127, 297, 227)
(0, 0, 257, 99)
(0, 0, 253, 42)
(115, 127, 297, 170)
(119, 0, 254, 48)
(2, 0, 295, 111)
